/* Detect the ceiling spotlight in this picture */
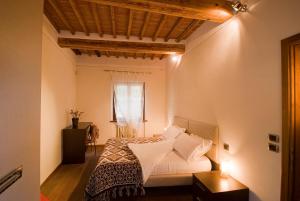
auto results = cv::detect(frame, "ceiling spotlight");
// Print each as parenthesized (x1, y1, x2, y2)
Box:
(231, 1, 248, 13)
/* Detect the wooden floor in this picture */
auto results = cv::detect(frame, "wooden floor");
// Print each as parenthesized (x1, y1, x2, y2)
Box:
(41, 146, 192, 201)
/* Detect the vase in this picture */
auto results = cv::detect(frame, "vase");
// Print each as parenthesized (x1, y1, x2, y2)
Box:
(72, 118, 79, 129)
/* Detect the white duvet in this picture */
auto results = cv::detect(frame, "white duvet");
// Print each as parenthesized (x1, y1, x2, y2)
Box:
(128, 139, 174, 183)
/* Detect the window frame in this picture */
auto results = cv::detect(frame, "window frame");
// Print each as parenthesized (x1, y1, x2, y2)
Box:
(112, 82, 146, 122)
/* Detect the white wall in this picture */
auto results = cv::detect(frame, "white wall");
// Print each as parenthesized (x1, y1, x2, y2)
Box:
(0, 1, 43, 200)
(77, 56, 167, 144)
(167, 0, 300, 201)
(40, 18, 77, 184)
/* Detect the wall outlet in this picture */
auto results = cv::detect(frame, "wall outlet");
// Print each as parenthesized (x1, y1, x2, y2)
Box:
(223, 143, 230, 151)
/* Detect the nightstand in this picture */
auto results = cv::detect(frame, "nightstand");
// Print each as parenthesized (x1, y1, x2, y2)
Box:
(193, 171, 249, 201)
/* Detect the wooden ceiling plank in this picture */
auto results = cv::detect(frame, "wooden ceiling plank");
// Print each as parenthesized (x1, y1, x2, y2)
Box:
(83, 0, 234, 23)
(140, 12, 151, 40)
(58, 38, 185, 54)
(143, 53, 146, 59)
(164, 17, 182, 42)
(68, 0, 89, 35)
(90, 3, 103, 37)
(182, 20, 204, 40)
(152, 15, 166, 41)
(151, 54, 155, 60)
(52, 19, 61, 33)
(45, 10, 61, 33)
(127, 9, 134, 39)
(110, 6, 117, 38)
(123, 53, 128, 58)
(48, 0, 75, 34)
(105, 51, 110, 57)
(159, 54, 165, 60)
(176, 19, 199, 42)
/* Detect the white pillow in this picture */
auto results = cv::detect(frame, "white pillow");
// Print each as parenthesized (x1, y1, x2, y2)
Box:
(173, 133, 212, 162)
(163, 125, 186, 139)
(173, 133, 199, 161)
(189, 134, 213, 161)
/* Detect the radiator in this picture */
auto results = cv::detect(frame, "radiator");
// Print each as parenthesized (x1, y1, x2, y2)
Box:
(116, 124, 129, 138)
(115, 123, 145, 138)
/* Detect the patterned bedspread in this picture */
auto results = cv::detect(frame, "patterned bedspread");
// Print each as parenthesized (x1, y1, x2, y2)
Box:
(85, 136, 162, 201)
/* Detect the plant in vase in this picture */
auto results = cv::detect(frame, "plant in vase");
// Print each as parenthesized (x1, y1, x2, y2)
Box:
(70, 109, 84, 128)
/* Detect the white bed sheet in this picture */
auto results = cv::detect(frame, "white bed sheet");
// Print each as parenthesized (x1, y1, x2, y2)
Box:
(150, 150, 212, 176)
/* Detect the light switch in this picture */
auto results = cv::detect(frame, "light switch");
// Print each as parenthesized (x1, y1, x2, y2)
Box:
(223, 143, 229, 151)
(268, 143, 279, 153)
(268, 134, 279, 143)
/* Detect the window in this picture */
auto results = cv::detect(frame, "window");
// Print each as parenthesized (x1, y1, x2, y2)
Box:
(112, 82, 145, 123)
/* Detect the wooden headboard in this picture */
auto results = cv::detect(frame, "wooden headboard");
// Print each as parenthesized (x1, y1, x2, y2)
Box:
(173, 116, 219, 165)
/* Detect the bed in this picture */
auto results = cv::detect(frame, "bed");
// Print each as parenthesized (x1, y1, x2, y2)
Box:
(145, 116, 219, 187)
(85, 116, 219, 201)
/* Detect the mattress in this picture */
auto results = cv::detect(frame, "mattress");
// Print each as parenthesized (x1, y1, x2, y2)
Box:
(144, 151, 211, 187)
(150, 151, 212, 176)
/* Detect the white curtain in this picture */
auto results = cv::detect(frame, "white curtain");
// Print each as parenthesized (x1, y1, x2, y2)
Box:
(111, 72, 145, 137)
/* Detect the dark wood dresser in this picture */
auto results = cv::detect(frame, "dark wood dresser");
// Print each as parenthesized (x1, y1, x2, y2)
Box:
(193, 171, 249, 201)
(62, 122, 92, 164)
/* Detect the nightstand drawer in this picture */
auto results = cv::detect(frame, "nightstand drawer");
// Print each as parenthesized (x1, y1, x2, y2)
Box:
(193, 176, 209, 201)
(193, 196, 206, 201)
(193, 180, 207, 194)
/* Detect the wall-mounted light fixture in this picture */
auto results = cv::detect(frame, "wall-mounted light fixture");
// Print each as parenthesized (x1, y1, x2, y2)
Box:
(171, 54, 181, 63)
(231, 1, 248, 13)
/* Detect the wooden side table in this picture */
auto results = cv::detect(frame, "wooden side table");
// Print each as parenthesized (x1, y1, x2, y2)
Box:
(62, 122, 92, 164)
(193, 171, 249, 201)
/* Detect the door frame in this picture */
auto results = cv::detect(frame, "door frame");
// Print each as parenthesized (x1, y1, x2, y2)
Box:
(281, 33, 300, 201)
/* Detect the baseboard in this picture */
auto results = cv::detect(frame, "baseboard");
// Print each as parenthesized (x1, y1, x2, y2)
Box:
(40, 162, 62, 187)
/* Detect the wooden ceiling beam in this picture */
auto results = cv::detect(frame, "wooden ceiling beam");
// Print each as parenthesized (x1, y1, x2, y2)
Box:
(73, 49, 82, 55)
(68, 0, 89, 36)
(127, 9, 134, 39)
(48, 0, 75, 34)
(83, 0, 234, 23)
(176, 20, 202, 42)
(140, 12, 151, 40)
(105, 51, 110, 57)
(182, 20, 204, 40)
(110, 6, 117, 38)
(58, 38, 185, 55)
(90, 3, 103, 37)
(165, 17, 182, 42)
(152, 15, 166, 41)
(95, 50, 101, 57)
